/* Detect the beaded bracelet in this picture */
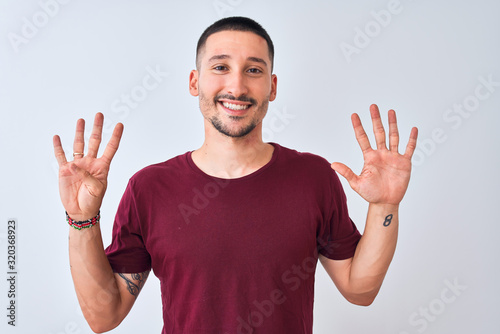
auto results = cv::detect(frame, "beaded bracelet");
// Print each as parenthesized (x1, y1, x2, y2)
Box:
(66, 211, 100, 230)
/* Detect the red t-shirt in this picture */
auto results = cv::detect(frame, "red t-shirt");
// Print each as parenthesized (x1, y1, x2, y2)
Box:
(105, 143, 361, 334)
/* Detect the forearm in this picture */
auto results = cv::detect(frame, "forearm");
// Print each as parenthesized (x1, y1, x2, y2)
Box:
(347, 203, 399, 303)
(69, 224, 123, 332)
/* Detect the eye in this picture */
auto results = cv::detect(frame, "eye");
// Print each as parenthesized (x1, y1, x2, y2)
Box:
(213, 65, 228, 71)
(247, 68, 262, 74)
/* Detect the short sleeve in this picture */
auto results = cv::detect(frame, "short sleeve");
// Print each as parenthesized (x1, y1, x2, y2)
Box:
(317, 171, 361, 260)
(105, 179, 152, 273)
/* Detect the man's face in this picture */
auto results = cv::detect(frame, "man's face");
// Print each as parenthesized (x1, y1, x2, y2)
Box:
(189, 30, 277, 138)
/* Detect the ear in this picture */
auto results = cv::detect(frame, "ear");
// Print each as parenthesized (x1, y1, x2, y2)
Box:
(269, 74, 278, 102)
(189, 70, 199, 96)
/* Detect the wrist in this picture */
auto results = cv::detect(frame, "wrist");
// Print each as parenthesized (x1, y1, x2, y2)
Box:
(67, 211, 100, 230)
(66, 210, 100, 222)
(368, 203, 399, 213)
(366, 203, 399, 230)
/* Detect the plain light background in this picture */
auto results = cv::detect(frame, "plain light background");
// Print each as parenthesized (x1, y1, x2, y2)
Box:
(1, 0, 499, 333)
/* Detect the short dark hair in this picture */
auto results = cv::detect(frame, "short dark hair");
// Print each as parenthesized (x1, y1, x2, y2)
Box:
(196, 16, 274, 71)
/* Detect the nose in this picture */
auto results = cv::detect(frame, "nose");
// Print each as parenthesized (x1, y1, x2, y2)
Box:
(226, 72, 249, 98)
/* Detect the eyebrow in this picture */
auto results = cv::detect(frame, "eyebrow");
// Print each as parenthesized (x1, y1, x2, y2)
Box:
(207, 54, 268, 68)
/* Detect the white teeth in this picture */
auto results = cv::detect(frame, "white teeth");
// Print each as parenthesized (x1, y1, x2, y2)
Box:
(222, 102, 250, 111)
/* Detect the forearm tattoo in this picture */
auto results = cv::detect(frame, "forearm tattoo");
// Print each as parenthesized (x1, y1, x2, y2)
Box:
(118, 271, 149, 297)
(383, 214, 393, 227)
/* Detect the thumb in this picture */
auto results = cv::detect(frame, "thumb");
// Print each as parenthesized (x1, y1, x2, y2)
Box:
(331, 162, 358, 188)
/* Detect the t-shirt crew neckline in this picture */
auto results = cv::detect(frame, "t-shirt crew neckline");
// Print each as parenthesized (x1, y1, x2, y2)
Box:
(186, 142, 281, 182)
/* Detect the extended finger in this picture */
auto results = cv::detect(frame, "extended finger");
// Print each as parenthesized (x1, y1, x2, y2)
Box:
(404, 127, 419, 159)
(73, 118, 85, 159)
(87, 113, 104, 158)
(53, 135, 67, 166)
(101, 123, 124, 165)
(351, 113, 372, 154)
(331, 162, 359, 189)
(388, 109, 400, 152)
(370, 104, 387, 150)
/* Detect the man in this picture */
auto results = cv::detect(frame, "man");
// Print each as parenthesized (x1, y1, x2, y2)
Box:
(53, 17, 418, 334)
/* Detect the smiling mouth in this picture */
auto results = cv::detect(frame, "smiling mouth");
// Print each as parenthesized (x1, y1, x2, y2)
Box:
(220, 101, 251, 111)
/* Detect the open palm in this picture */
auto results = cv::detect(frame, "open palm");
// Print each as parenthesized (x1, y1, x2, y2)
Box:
(53, 113, 123, 221)
(331, 105, 418, 205)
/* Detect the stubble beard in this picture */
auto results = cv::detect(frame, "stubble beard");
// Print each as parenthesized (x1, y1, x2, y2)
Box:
(199, 93, 269, 138)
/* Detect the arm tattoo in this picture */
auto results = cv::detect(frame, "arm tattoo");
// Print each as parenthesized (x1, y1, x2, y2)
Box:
(383, 214, 393, 227)
(118, 271, 149, 297)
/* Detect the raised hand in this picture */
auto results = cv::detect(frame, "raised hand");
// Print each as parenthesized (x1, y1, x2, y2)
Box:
(53, 113, 124, 221)
(331, 104, 418, 205)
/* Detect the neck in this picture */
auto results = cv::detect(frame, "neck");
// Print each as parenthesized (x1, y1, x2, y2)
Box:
(192, 121, 274, 179)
